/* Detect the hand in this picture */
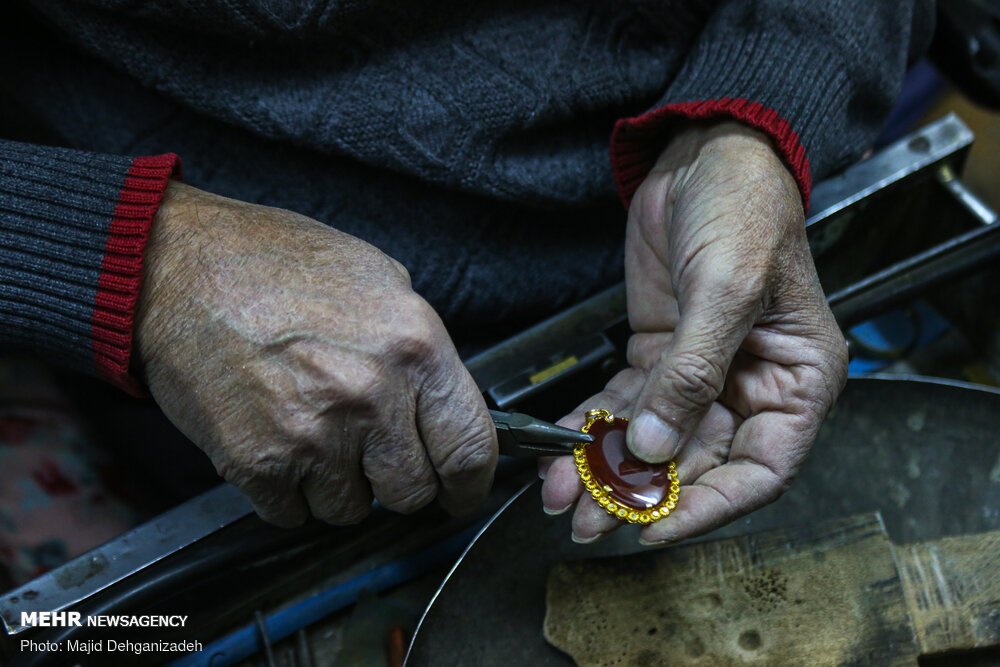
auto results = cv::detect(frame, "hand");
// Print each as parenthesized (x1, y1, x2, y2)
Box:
(135, 182, 497, 526)
(541, 121, 848, 545)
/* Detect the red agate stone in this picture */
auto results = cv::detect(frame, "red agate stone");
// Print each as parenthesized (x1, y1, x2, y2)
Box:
(585, 417, 672, 510)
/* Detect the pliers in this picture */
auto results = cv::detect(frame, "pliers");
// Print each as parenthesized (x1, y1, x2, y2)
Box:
(490, 409, 593, 457)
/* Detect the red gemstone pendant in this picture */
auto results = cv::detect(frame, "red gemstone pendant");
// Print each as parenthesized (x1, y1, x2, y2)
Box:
(574, 409, 679, 524)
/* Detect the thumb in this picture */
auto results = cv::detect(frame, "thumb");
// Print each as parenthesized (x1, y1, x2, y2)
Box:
(627, 298, 755, 463)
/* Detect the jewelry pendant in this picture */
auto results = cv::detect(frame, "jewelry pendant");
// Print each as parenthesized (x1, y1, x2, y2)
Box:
(574, 409, 680, 524)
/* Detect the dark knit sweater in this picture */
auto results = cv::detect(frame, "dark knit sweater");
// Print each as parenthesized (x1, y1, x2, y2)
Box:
(0, 1, 933, 393)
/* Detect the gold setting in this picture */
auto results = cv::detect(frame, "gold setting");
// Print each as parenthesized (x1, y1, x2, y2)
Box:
(574, 409, 680, 525)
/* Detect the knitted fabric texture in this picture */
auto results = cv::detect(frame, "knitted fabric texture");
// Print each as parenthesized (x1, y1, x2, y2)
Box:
(0, 0, 933, 387)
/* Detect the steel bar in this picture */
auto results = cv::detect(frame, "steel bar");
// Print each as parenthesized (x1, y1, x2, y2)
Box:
(829, 214, 1000, 328)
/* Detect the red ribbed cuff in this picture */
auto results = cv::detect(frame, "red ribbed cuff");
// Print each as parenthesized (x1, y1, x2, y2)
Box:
(92, 153, 181, 396)
(610, 98, 811, 211)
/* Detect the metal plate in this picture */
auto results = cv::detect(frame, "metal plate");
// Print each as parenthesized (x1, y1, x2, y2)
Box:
(406, 377, 1000, 665)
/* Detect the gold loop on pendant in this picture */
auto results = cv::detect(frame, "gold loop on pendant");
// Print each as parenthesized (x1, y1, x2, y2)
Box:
(584, 408, 615, 427)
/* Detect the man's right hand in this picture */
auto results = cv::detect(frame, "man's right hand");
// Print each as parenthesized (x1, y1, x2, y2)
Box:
(134, 181, 497, 527)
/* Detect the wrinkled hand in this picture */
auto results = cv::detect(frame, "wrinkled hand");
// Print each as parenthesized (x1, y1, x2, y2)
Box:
(541, 121, 848, 545)
(135, 182, 497, 526)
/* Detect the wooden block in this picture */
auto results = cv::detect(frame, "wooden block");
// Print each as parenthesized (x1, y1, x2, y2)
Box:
(897, 531, 1000, 657)
(544, 513, 919, 666)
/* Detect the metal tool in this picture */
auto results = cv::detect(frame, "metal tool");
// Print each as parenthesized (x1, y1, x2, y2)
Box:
(491, 409, 592, 457)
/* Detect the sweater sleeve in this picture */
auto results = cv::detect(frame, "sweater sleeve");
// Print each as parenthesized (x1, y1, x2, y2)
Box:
(610, 0, 935, 211)
(0, 140, 179, 395)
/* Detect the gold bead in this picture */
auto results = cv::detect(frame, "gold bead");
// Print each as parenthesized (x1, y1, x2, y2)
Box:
(665, 501, 676, 510)
(617, 508, 627, 518)
(607, 503, 617, 513)
(599, 497, 610, 507)
(628, 512, 638, 521)
(581, 472, 591, 481)
(651, 510, 661, 519)
(590, 488, 601, 499)
(668, 493, 679, 502)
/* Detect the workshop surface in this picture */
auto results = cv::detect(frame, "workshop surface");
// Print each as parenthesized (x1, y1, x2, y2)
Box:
(545, 513, 1000, 666)
(545, 513, 915, 666)
(405, 377, 1000, 665)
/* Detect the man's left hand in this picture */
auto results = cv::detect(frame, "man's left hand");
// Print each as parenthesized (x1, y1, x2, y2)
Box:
(540, 120, 848, 545)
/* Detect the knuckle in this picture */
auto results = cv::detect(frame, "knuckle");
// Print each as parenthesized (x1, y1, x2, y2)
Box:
(361, 428, 441, 514)
(307, 469, 373, 525)
(387, 298, 442, 364)
(274, 408, 328, 443)
(388, 257, 412, 285)
(244, 446, 292, 476)
(322, 366, 384, 413)
(244, 478, 305, 526)
(265, 375, 382, 439)
(657, 351, 725, 410)
(212, 442, 314, 529)
(362, 424, 420, 467)
(798, 384, 840, 435)
(212, 454, 242, 484)
(436, 432, 495, 481)
(346, 360, 385, 396)
(215, 446, 284, 488)
(764, 467, 797, 504)
(800, 392, 831, 424)
(393, 328, 437, 365)
(626, 336, 659, 371)
(380, 481, 438, 515)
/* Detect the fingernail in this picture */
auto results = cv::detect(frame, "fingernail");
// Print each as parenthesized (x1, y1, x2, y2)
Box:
(571, 531, 606, 544)
(543, 503, 573, 516)
(638, 537, 672, 547)
(627, 411, 679, 463)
